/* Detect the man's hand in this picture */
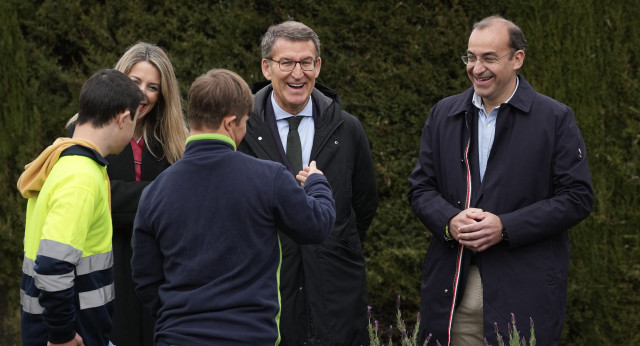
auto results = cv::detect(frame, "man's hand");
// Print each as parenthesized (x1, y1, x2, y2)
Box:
(453, 209, 504, 252)
(48, 332, 84, 346)
(296, 160, 324, 186)
(448, 208, 483, 241)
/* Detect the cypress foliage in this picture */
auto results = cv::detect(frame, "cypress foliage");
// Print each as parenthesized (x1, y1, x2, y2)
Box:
(2, 0, 639, 344)
(0, 1, 36, 342)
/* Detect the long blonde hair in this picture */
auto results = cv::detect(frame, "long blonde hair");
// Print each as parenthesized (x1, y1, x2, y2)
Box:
(68, 42, 187, 163)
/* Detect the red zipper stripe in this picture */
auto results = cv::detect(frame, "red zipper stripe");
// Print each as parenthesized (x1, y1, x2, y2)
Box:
(446, 139, 472, 345)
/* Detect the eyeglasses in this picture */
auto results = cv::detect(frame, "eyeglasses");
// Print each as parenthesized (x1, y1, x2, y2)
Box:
(461, 51, 514, 66)
(267, 58, 318, 72)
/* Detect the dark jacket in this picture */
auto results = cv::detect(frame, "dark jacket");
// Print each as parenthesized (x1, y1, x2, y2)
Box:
(106, 137, 169, 346)
(238, 82, 378, 345)
(107, 137, 171, 225)
(408, 76, 594, 346)
(131, 137, 336, 345)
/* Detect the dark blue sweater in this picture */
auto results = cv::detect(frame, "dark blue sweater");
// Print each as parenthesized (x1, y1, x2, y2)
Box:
(131, 136, 335, 345)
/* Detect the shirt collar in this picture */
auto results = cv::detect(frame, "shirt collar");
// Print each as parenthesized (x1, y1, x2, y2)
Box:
(472, 76, 520, 112)
(270, 91, 313, 120)
(186, 133, 236, 151)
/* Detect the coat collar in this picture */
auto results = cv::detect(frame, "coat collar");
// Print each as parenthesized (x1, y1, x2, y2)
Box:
(447, 75, 536, 117)
(251, 81, 341, 121)
(245, 81, 345, 169)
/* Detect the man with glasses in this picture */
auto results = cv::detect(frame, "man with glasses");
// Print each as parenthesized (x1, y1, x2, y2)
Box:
(239, 20, 378, 346)
(408, 16, 593, 345)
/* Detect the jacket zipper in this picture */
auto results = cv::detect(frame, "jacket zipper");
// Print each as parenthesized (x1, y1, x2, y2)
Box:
(446, 111, 473, 346)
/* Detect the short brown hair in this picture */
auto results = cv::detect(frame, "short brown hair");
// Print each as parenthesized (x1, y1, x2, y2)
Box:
(188, 69, 254, 130)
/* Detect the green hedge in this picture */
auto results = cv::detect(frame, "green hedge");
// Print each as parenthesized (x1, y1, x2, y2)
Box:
(2, 0, 638, 344)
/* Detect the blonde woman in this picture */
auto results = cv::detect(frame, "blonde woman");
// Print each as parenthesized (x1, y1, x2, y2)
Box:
(68, 42, 188, 346)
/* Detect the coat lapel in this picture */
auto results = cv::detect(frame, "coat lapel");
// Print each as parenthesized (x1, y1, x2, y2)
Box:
(245, 87, 287, 164)
(309, 88, 342, 160)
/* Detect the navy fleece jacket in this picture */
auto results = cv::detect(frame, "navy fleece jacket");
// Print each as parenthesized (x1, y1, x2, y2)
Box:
(131, 135, 335, 345)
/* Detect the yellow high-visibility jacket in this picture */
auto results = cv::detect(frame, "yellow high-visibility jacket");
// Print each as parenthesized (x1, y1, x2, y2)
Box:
(20, 145, 114, 346)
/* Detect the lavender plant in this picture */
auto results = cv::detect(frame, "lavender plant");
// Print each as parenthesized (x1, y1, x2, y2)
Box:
(368, 297, 536, 346)
(484, 313, 536, 346)
(368, 296, 432, 346)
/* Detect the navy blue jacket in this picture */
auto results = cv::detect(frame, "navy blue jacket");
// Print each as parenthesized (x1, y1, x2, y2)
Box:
(408, 76, 593, 345)
(131, 136, 335, 345)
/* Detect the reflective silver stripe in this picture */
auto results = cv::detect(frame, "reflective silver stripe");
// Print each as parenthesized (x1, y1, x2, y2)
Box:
(31, 240, 81, 292)
(38, 239, 82, 265)
(76, 251, 113, 275)
(22, 256, 36, 277)
(34, 270, 75, 292)
(25, 251, 113, 278)
(20, 289, 44, 315)
(79, 283, 115, 310)
(21, 285, 115, 313)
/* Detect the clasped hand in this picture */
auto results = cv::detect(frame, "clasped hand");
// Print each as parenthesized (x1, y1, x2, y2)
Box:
(449, 208, 504, 252)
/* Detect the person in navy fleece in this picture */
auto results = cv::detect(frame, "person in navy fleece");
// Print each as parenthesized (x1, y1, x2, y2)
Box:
(131, 68, 335, 346)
